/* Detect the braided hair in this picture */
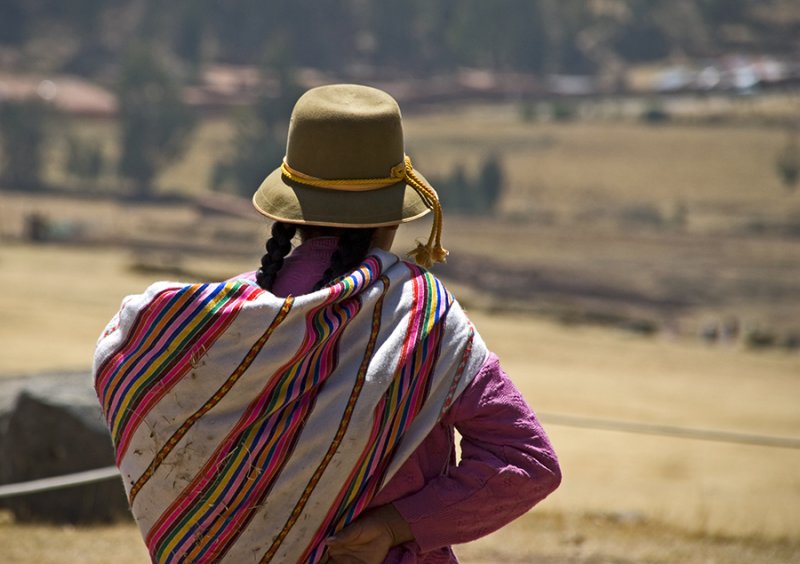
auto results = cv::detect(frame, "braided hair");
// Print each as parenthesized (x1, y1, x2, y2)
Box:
(312, 228, 375, 291)
(256, 223, 376, 293)
(256, 221, 297, 291)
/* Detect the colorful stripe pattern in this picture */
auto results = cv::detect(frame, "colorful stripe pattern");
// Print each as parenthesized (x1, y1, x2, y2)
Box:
(145, 264, 378, 563)
(127, 295, 295, 504)
(95, 281, 260, 463)
(298, 265, 452, 564)
(93, 251, 485, 564)
(261, 275, 391, 562)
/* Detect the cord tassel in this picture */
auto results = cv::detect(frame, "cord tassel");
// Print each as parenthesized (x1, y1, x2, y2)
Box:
(281, 155, 449, 268)
(281, 154, 447, 267)
(401, 156, 448, 267)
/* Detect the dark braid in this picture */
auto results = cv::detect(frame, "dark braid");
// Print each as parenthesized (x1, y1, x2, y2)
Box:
(256, 222, 297, 291)
(313, 228, 375, 291)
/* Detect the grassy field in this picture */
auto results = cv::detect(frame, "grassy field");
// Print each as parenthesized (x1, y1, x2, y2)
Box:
(0, 241, 798, 562)
(46, 97, 800, 216)
(2, 510, 798, 564)
(31, 101, 800, 339)
(2, 104, 800, 561)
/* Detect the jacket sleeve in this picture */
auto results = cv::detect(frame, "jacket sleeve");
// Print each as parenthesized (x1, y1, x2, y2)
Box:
(391, 353, 561, 552)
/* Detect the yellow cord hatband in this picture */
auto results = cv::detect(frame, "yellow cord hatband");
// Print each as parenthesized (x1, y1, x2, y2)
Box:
(280, 156, 448, 268)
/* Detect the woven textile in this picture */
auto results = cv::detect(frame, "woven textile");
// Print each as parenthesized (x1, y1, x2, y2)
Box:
(93, 250, 487, 563)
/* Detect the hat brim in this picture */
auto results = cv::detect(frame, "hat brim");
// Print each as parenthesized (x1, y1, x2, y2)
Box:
(252, 167, 432, 227)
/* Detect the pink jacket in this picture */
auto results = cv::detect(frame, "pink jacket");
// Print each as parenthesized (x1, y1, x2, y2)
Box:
(246, 238, 561, 563)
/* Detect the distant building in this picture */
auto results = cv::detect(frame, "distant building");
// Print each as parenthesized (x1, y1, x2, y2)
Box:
(643, 54, 795, 94)
(0, 73, 116, 116)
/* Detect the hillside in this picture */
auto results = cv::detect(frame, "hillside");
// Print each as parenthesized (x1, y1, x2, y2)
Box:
(1, 0, 798, 79)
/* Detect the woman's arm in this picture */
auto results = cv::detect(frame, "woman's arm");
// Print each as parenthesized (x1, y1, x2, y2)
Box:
(325, 353, 560, 560)
(390, 353, 561, 553)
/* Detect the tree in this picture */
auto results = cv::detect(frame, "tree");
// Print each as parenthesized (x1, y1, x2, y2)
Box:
(477, 154, 505, 211)
(117, 46, 195, 198)
(0, 100, 51, 190)
(173, 0, 211, 74)
(211, 108, 285, 198)
(212, 51, 302, 197)
(0, 0, 27, 45)
(65, 135, 105, 186)
(431, 155, 506, 215)
(445, 0, 547, 72)
(433, 164, 470, 213)
(776, 130, 800, 192)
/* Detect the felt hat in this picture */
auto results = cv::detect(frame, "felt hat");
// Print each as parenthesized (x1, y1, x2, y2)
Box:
(252, 84, 447, 266)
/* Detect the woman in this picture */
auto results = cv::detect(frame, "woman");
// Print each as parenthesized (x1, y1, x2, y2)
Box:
(94, 84, 560, 563)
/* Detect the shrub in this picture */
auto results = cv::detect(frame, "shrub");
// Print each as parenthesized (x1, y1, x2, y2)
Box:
(745, 328, 778, 350)
(552, 101, 577, 122)
(776, 131, 799, 192)
(618, 203, 664, 228)
(641, 103, 671, 124)
(0, 99, 52, 190)
(430, 155, 506, 215)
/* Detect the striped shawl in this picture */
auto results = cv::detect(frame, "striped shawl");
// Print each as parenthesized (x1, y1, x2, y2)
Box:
(93, 250, 487, 563)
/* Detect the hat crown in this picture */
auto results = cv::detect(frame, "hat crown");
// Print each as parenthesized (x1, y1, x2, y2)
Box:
(285, 84, 405, 180)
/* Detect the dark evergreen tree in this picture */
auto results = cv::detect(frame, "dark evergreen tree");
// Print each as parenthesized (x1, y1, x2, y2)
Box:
(0, 100, 51, 190)
(477, 155, 504, 211)
(173, 0, 212, 71)
(0, 0, 27, 45)
(2, 1, 797, 91)
(65, 135, 105, 186)
(433, 156, 506, 215)
(212, 55, 302, 197)
(776, 131, 800, 192)
(117, 46, 196, 198)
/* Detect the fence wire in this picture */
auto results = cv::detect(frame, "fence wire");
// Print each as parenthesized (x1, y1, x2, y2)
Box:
(0, 414, 797, 499)
(538, 412, 800, 450)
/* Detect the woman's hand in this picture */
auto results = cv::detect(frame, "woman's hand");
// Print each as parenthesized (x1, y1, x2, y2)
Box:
(323, 504, 413, 564)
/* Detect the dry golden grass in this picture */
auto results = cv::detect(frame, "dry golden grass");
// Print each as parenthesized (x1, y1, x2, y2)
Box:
(1, 242, 798, 562)
(1, 511, 797, 564)
(468, 309, 800, 540)
(455, 511, 800, 563)
(2, 105, 800, 561)
(401, 106, 799, 223)
(144, 106, 800, 334)
(0, 519, 149, 564)
(158, 118, 236, 194)
(53, 100, 800, 224)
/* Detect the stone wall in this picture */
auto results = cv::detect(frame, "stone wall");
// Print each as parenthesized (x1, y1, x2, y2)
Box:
(0, 372, 130, 523)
